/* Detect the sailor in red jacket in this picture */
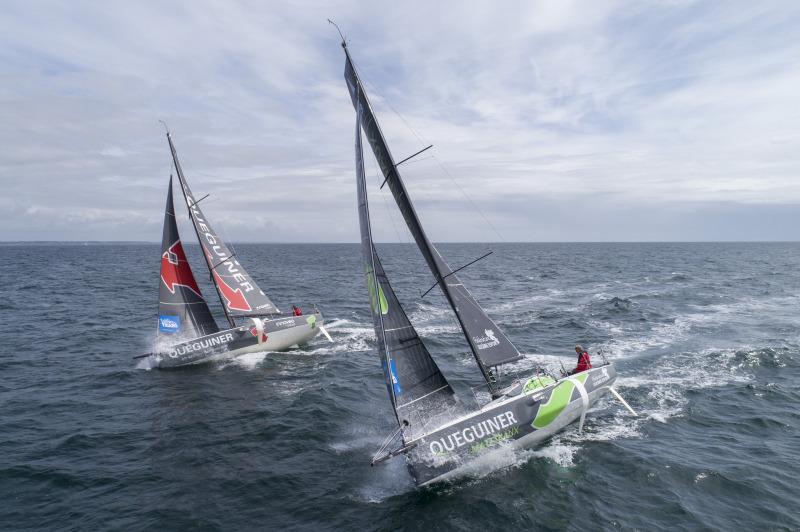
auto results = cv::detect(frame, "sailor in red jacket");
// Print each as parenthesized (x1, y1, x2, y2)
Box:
(569, 345, 592, 375)
(291, 305, 303, 316)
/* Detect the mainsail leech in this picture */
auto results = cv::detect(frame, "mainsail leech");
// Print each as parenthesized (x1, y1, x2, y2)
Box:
(343, 43, 522, 395)
(165, 132, 280, 326)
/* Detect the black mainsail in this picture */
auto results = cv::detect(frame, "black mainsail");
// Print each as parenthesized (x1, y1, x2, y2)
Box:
(343, 43, 522, 395)
(157, 176, 220, 339)
(356, 106, 458, 430)
(165, 132, 280, 327)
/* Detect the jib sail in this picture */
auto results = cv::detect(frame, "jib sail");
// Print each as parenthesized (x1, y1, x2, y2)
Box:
(356, 105, 458, 429)
(157, 176, 219, 339)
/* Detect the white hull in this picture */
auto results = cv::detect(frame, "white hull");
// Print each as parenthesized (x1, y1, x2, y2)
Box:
(156, 311, 323, 368)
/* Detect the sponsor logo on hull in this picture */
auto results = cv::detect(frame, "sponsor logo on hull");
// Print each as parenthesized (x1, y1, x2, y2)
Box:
(428, 411, 518, 455)
(250, 327, 267, 343)
(591, 367, 611, 387)
(168, 332, 235, 358)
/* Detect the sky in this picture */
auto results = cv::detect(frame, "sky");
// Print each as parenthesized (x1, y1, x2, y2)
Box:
(1, 0, 798, 243)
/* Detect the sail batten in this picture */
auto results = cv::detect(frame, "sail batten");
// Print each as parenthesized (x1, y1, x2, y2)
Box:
(356, 105, 457, 428)
(165, 133, 281, 324)
(343, 44, 523, 393)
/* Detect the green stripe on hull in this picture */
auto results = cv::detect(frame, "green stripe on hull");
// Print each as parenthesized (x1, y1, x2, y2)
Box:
(532, 373, 588, 428)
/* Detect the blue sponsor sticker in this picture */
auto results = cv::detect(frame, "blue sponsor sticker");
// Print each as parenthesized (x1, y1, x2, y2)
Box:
(389, 359, 402, 394)
(159, 315, 180, 332)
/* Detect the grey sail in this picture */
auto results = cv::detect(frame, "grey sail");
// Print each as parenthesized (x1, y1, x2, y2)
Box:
(157, 176, 220, 339)
(165, 132, 281, 326)
(343, 44, 522, 391)
(356, 106, 458, 428)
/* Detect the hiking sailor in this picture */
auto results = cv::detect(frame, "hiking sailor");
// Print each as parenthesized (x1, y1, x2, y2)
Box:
(568, 345, 592, 375)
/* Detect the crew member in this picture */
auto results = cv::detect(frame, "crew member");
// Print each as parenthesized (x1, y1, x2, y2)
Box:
(569, 345, 592, 375)
(292, 305, 303, 316)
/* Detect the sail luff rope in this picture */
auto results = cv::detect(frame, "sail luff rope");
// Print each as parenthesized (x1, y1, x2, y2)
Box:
(357, 101, 401, 424)
(431, 155, 506, 244)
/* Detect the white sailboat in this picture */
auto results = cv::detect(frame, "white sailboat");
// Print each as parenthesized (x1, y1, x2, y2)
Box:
(136, 130, 329, 368)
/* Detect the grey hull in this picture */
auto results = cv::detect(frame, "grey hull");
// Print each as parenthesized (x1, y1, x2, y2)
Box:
(404, 364, 617, 486)
(155, 311, 323, 368)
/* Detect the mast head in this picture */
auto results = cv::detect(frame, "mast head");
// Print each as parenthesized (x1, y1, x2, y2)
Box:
(327, 19, 346, 48)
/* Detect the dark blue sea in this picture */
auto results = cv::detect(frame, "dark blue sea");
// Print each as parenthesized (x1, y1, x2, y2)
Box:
(1, 241, 798, 531)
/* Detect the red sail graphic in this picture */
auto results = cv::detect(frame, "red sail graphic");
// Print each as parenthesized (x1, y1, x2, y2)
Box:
(204, 247, 252, 311)
(161, 241, 203, 297)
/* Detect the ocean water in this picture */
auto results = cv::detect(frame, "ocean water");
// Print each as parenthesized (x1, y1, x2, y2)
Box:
(1, 241, 798, 531)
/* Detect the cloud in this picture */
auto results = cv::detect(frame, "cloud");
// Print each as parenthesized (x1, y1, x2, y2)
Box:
(1, 0, 798, 242)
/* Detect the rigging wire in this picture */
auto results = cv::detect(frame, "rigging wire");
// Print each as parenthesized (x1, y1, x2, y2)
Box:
(352, 56, 506, 246)
(431, 155, 507, 244)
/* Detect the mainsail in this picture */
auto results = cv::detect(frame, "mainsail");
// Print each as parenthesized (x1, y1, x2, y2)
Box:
(343, 43, 522, 393)
(165, 132, 280, 326)
(356, 107, 458, 428)
(158, 176, 220, 339)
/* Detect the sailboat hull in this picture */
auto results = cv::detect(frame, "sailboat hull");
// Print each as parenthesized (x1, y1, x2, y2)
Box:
(155, 311, 323, 368)
(404, 364, 617, 486)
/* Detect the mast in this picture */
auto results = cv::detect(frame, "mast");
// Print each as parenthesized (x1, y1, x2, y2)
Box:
(165, 131, 280, 327)
(342, 41, 522, 396)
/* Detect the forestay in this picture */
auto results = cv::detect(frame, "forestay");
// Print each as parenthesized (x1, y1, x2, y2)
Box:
(343, 44, 523, 391)
(356, 106, 458, 428)
(165, 132, 280, 325)
(157, 176, 219, 339)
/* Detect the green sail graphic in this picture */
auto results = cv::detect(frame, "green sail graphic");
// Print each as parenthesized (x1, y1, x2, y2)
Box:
(365, 264, 388, 314)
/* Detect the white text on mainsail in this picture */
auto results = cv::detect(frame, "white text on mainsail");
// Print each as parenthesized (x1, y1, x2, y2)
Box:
(189, 199, 256, 294)
(473, 329, 500, 350)
(428, 411, 518, 454)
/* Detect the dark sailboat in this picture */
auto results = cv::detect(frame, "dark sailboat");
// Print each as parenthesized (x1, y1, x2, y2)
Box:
(342, 36, 633, 485)
(157, 175, 220, 342)
(139, 131, 330, 368)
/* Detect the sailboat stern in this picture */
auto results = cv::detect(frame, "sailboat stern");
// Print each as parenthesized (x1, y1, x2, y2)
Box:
(403, 364, 618, 486)
(257, 310, 324, 351)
